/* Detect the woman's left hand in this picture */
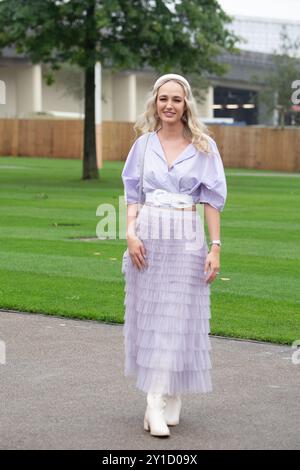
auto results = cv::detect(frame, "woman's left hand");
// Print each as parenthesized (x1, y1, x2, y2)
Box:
(204, 248, 220, 284)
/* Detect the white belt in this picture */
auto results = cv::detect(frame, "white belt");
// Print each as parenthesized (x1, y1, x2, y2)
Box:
(145, 189, 195, 208)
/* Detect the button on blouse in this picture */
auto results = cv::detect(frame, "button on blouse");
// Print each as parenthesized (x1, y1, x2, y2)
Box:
(121, 130, 227, 212)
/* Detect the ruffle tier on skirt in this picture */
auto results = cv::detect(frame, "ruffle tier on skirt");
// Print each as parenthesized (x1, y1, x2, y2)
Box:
(122, 204, 212, 395)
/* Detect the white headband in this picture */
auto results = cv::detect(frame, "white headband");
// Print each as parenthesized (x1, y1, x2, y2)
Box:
(153, 74, 191, 93)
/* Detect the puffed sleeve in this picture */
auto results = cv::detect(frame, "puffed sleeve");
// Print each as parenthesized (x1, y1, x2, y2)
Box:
(197, 137, 227, 212)
(121, 135, 144, 204)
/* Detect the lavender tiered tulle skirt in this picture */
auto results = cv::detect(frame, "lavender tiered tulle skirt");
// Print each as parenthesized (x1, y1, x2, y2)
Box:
(122, 204, 212, 395)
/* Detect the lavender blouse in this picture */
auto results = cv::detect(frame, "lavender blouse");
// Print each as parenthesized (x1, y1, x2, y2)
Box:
(121, 130, 227, 212)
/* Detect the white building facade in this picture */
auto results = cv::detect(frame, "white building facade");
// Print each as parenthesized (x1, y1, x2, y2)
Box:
(0, 15, 299, 125)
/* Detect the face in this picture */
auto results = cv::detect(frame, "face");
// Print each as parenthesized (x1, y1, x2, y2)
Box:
(156, 80, 186, 124)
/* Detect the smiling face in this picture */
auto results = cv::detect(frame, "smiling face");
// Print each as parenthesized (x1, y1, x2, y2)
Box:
(156, 80, 186, 125)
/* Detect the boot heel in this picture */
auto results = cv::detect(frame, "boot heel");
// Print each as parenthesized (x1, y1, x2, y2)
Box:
(144, 414, 150, 432)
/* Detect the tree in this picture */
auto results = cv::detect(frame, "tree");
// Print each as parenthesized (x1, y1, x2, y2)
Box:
(0, 0, 239, 179)
(251, 26, 300, 128)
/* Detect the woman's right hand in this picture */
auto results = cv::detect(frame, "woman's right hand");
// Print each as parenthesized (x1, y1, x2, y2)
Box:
(127, 235, 147, 271)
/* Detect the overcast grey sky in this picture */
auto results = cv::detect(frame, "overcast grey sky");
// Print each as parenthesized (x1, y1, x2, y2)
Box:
(218, 0, 300, 22)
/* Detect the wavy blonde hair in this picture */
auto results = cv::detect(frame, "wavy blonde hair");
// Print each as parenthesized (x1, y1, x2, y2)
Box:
(134, 74, 214, 155)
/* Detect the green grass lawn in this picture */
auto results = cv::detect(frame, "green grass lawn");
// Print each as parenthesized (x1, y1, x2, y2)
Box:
(0, 156, 299, 345)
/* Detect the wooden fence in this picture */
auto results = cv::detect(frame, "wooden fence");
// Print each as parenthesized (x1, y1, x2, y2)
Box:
(0, 118, 299, 171)
(210, 125, 300, 172)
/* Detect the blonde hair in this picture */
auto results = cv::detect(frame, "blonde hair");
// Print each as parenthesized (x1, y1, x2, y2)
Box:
(134, 74, 214, 155)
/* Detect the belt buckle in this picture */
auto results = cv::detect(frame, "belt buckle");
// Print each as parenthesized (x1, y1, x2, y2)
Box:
(152, 189, 171, 207)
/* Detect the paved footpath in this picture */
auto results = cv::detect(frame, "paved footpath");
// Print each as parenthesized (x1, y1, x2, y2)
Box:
(0, 310, 299, 450)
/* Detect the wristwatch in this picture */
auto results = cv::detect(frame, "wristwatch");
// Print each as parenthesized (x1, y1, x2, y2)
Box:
(209, 239, 222, 247)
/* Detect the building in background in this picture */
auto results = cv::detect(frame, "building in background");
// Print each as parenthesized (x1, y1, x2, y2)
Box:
(210, 15, 300, 125)
(0, 15, 299, 125)
(229, 14, 300, 55)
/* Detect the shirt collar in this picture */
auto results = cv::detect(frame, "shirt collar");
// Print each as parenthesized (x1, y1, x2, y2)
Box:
(150, 130, 197, 168)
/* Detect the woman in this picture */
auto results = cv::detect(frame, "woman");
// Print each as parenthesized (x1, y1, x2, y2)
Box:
(121, 73, 227, 438)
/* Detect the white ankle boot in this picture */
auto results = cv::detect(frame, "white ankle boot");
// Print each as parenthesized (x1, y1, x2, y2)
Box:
(143, 393, 170, 437)
(163, 394, 182, 426)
